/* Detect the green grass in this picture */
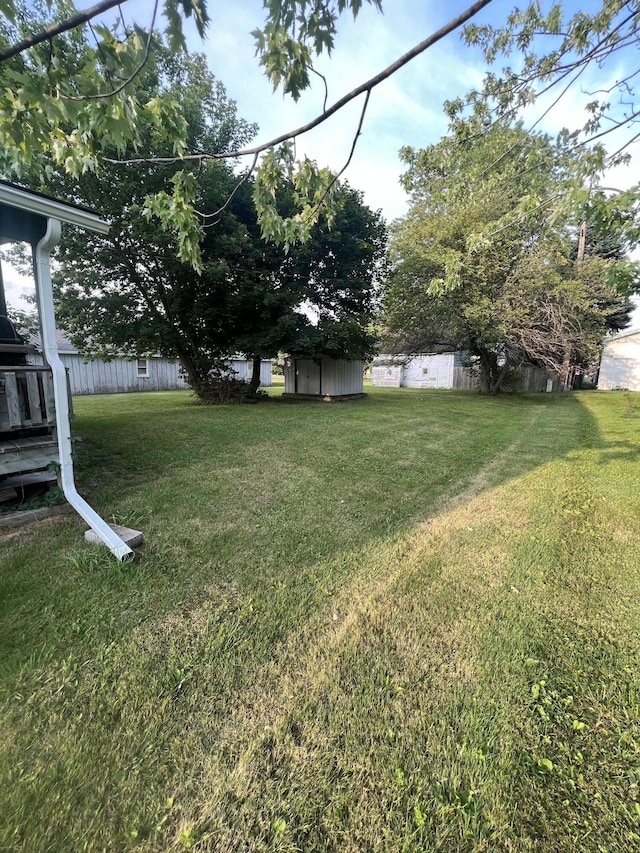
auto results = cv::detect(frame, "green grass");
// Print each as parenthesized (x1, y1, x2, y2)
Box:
(1, 387, 639, 851)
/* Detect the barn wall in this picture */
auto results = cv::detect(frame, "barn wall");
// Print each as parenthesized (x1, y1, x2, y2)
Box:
(226, 358, 273, 386)
(401, 353, 454, 388)
(57, 354, 189, 395)
(373, 353, 556, 392)
(28, 353, 273, 394)
(371, 363, 402, 387)
(598, 334, 640, 390)
(372, 354, 455, 389)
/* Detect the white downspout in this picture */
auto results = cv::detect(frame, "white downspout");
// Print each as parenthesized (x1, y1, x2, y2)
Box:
(34, 218, 134, 561)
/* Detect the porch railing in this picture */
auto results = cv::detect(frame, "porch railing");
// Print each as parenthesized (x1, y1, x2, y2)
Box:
(0, 366, 56, 432)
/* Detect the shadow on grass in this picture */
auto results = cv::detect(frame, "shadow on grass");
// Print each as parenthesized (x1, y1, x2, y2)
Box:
(4, 389, 639, 851)
(0, 389, 610, 677)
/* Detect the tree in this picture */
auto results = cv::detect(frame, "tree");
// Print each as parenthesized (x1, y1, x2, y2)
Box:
(0, 0, 495, 265)
(1, 1, 638, 269)
(455, 2, 640, 168)
(55, 170, 385, 400)
(382, 123, 636, 393)
(36, 40, 385, 399)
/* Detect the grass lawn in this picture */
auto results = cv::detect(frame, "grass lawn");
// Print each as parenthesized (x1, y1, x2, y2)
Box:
(1, 386, 640, 852)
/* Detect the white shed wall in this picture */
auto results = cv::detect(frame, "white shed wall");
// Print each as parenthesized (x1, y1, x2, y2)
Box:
(598, 333, 640, 390)
(321, 358, 363, 396)
(283, 358, 363, 396)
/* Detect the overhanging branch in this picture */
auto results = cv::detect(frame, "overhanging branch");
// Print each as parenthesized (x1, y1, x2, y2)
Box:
(0, 0, 127, 62)
(103, 0, 496, 166)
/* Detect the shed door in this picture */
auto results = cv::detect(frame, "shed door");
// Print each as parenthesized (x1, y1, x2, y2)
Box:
(296, 360, 321, 395)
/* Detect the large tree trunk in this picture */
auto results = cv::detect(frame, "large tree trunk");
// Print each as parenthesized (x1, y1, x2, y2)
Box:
(173, 341, 216, 396)
(249, 356, 262, 395)
(177, 352, 205, 390)
(477, 348, 497, 394)
(490, 361, 510, 395)
(559, 343, 572, 391)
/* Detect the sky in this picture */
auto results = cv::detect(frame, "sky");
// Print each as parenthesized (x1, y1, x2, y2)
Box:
(3, 0, 639, 320)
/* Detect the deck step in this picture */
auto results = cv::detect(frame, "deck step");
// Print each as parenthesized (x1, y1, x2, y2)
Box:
(1, 471, 57, 489)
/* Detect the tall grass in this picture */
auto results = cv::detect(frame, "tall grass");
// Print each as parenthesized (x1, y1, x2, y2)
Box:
(1, 388, 639, 851)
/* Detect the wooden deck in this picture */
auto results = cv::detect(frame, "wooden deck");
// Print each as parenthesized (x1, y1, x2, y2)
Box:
(0, 366, 56, 431)
(0, 435, 59, 477)
(1, 366, 59, 477)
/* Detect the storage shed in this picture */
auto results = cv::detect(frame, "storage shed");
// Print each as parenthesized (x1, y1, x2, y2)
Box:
(598, 330, 640, 390)
(283, 357, 364, 400)
(372, 352, 476, 390)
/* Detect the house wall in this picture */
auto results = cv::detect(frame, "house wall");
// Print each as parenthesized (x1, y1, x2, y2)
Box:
(598, 333, 640, 390)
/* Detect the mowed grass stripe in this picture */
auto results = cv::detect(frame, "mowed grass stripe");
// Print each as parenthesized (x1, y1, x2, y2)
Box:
(1, 389, 639, 851)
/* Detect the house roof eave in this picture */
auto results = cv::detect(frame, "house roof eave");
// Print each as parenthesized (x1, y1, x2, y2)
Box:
(0, 180, 109, 238)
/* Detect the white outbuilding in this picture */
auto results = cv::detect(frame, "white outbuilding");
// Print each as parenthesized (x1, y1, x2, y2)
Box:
(283, 357, 364, 400)
(372, 352, 558, 392)
(598, 330, 640, 390)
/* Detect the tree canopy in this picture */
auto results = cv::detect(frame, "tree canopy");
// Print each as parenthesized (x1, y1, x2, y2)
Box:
(382, 123, 637, 393)
(0, 1, 638, 271)
(35, 43, 385, 399)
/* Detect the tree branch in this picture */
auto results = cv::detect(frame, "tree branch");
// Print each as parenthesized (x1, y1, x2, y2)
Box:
(62, 1, 159, 101)
(103, 0, 496, 166)
(0, 0, 127, 62)
(300, 88, 371, 225)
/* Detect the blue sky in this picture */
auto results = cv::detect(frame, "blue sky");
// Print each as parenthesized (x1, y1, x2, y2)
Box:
(189, 0, 638, 220)
(4, 0, 639, 311)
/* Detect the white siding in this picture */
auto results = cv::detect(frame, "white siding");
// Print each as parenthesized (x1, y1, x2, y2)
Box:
(403, 353, 454, 388)
(61, 354, 190, 394)
(371, 364, 402, 387)
(29, 352, 189, 394)
(373, 353, 556, 392)
(372, 354, 454, 389)
(598, 333, 640, 390)
(28, 353, 273, 395)
(283, 360, 296, 394)
(321, 358, 363, 396)
(283, 358, 364, 396)
(226, 358, 273, 386)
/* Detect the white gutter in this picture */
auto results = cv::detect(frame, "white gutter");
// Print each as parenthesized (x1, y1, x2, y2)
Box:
(0, 181, 110, 234)
(34, 218, 134, 561)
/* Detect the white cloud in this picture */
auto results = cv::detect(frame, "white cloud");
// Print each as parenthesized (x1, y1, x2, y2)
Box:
(2, 258, 34, 313)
